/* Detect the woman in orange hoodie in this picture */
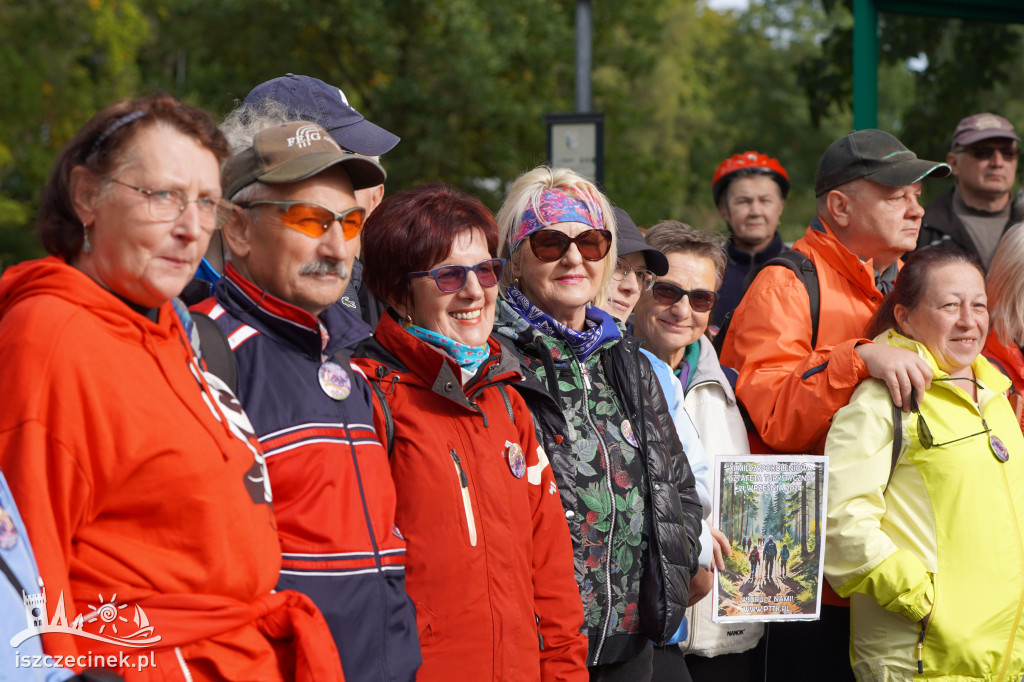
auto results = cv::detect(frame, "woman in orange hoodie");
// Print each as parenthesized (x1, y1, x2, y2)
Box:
(0, 94, 342, 681)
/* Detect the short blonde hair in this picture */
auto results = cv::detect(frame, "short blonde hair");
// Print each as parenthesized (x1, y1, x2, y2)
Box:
(496, 166, 617, 307)
(987, 223, 1024, 345)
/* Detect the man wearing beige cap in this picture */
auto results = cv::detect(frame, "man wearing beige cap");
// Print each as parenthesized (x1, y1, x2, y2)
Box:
(191, 121, 421, 682)
(918, 112, 1023, 268)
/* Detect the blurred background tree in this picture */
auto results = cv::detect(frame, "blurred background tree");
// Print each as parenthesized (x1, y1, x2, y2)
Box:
(2, 0, 1023, 268)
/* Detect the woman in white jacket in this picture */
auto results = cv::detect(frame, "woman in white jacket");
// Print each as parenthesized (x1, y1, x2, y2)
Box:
(632, 221, 763, 681)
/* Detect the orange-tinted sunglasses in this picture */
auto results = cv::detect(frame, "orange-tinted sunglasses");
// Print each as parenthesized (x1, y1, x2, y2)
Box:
(239, 200, 366, 241)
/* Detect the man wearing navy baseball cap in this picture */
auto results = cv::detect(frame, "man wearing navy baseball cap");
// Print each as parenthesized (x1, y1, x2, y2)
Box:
(244, 73, 399, 158)
(187, 74, 400, 325)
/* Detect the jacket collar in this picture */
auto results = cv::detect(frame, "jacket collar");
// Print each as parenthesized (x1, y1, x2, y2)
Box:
(880, 329, 1011, 405)
(218, 262, 371, 357)
(726, 231, 786, 266)
(687, 335, 738, 405)
(800, 216, 895, 300)
(371, 310, 522, 408)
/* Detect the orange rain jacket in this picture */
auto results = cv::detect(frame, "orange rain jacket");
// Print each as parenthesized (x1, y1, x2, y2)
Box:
(719, 217, 891, 456)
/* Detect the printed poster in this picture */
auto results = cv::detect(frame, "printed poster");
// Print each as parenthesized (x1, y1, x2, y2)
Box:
(712, 455, 828, 622)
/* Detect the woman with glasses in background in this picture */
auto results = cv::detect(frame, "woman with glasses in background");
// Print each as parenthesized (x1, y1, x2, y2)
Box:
(825, 244, 1024, 681)
(630, 221, 763, 682)
(492, 167, 702, 681)
(354, 182, 588, 682)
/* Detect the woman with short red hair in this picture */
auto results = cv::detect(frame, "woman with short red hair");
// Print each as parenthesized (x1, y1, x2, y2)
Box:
(354, 182, 587, 682)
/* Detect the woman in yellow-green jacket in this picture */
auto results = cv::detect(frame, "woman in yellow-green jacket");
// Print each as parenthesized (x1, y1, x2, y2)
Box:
(825, 245, 1024, 682)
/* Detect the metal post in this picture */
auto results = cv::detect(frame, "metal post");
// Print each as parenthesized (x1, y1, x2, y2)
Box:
(576, 0, 592, 113)
(852, 0, 878, 130)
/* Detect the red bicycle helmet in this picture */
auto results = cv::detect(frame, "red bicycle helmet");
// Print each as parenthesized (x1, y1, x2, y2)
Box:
(711, 151, 790, 205)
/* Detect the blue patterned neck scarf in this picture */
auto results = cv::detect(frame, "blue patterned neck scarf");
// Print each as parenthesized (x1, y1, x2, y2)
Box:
(505, 284, 620, 361)
(406, 323, 489, 377)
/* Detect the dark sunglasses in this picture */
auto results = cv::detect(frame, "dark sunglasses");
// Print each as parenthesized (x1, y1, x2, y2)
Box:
(911, 378, 1008, 461)
(407, 258, 506, 293)
(959, 145, 1019, 161)
(528, 229, 612, 262)
(650, 281, 718, 312)
(238, 200, 366, 241)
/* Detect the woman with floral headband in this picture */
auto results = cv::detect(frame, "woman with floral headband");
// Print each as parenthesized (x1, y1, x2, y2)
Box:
(492, 166, 703, 681)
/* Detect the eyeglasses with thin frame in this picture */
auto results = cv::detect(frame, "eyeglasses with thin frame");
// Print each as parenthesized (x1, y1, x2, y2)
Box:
(111, 179, 231, 232)
(237, 200, 366, 241)
(407, 258, 506, 293)
(910, 377, 1007, 460)
(527, 229, 612, 262)
(650, 281, 718, 312)
(612, 257, 656, 291)
(957, 144, 1019, 162)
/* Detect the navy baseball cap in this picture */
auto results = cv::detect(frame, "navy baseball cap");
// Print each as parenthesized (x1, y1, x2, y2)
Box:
(244, 73, 400, 157)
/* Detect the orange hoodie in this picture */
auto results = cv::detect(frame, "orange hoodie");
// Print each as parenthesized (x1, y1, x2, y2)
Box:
(0, 257, 341, 681)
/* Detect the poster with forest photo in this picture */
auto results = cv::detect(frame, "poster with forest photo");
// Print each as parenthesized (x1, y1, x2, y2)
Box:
(712, 455, 828, 622)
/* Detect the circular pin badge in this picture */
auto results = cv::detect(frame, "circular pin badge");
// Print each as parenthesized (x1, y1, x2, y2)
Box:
(990, 434, 1010, 462)
(0, 506, 17, 550)
(621, 419, 639, 448)
(506, 442, 526, 479)
(318, 361, 351, 401)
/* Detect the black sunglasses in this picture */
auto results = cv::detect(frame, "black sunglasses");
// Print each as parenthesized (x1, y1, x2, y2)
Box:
(528, 229, 612, 262)
(911, 378, 1009, 461)
(406, 258, 506, 293)
(650, 281, 718, 312)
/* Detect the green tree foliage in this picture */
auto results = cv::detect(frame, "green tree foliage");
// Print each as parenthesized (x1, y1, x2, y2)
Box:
(803, 0, 1024, 204)
(0, 0, 148, 268)
(3, 0, 1024, 268)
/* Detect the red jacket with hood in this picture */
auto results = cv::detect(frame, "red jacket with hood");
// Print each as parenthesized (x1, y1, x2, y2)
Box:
(0, 257, 341, 681)
(354, 312, 588, 682)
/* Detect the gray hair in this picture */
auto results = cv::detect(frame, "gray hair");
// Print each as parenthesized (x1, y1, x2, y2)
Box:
(219, 97, 295, 153)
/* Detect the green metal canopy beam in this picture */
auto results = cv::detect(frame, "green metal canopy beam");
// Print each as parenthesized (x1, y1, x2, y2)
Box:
(852, 0, 1024, 130)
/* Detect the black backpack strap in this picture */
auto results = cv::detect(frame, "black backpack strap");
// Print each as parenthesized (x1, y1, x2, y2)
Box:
(886, 399, 904, 491)
(0, 551, 27, 600)
(193, 312, 238, 394)
(764, 251, 820, 348)
(363, 362, 399, 458)
(713, 250, 820, 353)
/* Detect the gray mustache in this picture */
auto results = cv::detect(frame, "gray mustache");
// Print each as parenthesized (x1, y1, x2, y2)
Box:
(299, 260, 349, 278)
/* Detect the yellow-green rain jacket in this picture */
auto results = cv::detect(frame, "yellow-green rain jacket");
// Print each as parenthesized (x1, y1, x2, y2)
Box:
(825, 330, 1024, 681)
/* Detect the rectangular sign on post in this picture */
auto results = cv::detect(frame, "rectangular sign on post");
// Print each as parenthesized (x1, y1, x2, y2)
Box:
(712, 455, 828, 622)
(546, 112, 603, 187)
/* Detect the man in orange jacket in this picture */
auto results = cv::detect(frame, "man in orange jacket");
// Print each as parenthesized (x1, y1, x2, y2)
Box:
(719, 129, 950, 681)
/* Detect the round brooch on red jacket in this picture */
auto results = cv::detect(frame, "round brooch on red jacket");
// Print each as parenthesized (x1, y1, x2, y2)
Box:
(505, 441, 526, 479)
(318, 361, 351, 400)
